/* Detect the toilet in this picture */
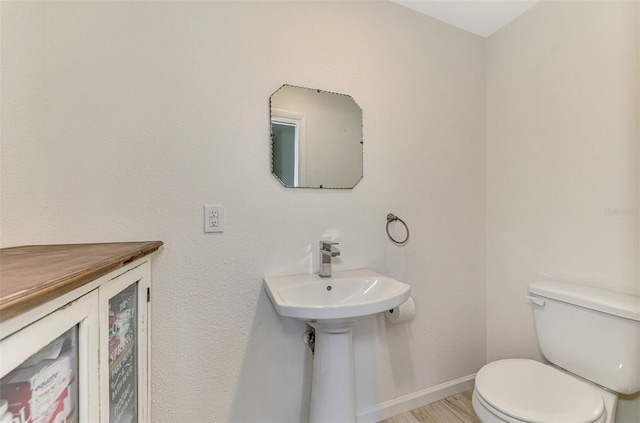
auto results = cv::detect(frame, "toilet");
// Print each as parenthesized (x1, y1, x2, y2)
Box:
(472, 281, 640, 423)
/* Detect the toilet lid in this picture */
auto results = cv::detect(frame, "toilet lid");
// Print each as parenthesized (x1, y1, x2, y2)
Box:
(475, 359, 605, 423)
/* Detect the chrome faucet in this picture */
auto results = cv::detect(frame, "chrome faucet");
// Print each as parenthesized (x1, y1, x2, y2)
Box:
(319, 241, 340, 277)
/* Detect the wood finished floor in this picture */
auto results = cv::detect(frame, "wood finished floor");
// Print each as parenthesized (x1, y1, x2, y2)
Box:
(380, 390, 480, 423)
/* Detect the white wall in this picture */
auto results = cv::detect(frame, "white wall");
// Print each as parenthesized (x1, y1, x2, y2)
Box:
(486, 0, 639, 419)
(1, 1, 486, 422)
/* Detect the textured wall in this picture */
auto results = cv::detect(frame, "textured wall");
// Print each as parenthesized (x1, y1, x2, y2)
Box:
(1, 1, 486, 421)
(486, 1, 639, 419)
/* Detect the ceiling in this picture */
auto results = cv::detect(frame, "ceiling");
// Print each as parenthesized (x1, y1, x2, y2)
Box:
(391, 1, 540, 37)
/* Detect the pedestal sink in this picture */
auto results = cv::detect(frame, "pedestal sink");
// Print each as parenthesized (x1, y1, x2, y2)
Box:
(263, 268, 411, 423)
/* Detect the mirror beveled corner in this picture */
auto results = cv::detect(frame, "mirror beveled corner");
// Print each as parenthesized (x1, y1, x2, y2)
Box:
(270, 84, 363, 189)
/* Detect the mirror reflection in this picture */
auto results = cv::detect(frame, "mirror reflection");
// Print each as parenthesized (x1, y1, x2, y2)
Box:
(270, 85, 363, 189)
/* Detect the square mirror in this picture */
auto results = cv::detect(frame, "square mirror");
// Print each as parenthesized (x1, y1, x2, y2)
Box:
(270, 85, 363, 189)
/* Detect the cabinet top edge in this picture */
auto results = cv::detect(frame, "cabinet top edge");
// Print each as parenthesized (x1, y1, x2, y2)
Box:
(0, 241, 163, 322)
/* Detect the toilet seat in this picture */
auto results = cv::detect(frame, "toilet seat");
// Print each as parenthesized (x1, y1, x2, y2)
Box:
(475, 359, 605, 423)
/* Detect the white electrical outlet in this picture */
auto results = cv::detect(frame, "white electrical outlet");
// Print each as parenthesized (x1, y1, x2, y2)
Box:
(204, 205, 224, 233)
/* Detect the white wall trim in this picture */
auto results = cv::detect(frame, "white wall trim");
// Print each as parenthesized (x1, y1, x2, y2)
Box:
(356, 374, 476, 423)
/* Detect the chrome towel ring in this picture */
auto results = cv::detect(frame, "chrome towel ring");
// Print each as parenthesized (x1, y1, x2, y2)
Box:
(386, 213, 409, 245)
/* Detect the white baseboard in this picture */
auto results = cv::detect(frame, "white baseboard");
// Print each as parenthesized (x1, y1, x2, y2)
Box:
(356, 374, 476, 423)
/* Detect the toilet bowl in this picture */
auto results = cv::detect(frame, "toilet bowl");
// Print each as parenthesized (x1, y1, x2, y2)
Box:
(472, 281, 639, 423)
(472, 359, 618, 423)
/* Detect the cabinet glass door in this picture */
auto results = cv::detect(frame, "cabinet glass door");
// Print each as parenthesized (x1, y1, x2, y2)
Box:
(108, 282, 138, 423)
(0, 290, 99, 423)
(1, 327, 78, 423)
(100, 263, 149, 423)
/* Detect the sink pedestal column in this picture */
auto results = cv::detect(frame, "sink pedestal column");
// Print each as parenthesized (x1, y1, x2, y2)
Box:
(308, 321, 357, 423)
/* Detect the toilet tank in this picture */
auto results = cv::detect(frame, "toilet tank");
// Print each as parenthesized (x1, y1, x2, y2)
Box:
(528, 281, 640, 394)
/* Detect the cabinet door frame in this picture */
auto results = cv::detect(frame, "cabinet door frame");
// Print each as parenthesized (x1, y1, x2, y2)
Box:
(99, 261, 150, 423)
(0, 289, 100, 422)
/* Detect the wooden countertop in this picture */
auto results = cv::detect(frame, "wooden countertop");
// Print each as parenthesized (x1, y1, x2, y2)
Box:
(0, 241, 163, 322)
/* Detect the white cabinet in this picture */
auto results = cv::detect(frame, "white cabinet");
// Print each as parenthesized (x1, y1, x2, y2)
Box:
(0, 242, 161, 423)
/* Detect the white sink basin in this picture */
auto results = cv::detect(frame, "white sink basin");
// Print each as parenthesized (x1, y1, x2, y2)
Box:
(265, 268, 411, 422)
(263, 268, 411, 321)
